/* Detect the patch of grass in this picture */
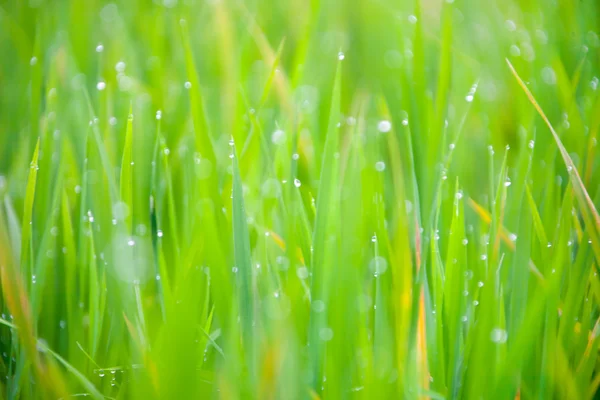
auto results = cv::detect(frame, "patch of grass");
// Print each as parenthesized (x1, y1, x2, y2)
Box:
(1, 0, 600, 398)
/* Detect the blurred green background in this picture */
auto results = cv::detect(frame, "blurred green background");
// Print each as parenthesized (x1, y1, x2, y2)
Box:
(1, 0, 600, 398)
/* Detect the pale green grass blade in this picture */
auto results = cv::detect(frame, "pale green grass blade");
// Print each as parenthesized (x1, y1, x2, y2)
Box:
(507, 59, 600, 266)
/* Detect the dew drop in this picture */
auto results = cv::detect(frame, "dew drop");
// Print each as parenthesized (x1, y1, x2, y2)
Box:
(541, 66, 557, 85)
(505, 20, 516, 31)
(369, 256, 388, 275)
(312, 300, 325, 312)
(271, 129, 286, 145)
(490, 328, 508, 344)
(115, 61, 126, 73)
(296, 267, 309, 280)
(377, 120, 392, 133)
(319, 327, 334, 341)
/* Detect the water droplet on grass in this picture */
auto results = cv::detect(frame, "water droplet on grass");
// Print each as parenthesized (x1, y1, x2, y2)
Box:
(312, 300, 325, 312)
(510, 45, 521, 57)
(490, 328, 508, 343)
(115, 61, 126, 73)
(542, 66, 557, 85)
(377, 120, 392, 132)
(369, 256, 388, 275)
(296, 267, 309, 280)
(271, 129, 286, 145)
(319, 327, 334, 341)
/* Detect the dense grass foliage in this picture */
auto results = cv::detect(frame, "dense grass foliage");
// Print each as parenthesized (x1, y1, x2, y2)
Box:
(1, 0, 600, 398)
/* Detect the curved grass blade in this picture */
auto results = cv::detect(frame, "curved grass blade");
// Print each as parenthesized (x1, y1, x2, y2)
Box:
(507, 59, 600, 266)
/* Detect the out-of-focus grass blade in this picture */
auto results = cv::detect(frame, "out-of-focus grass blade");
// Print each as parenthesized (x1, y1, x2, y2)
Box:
(120, 106, 134, 233)
(308, 59, 342, 393)
(525, 184, 549, 247)
(35, 339, 103, 400)
(231, 144, 255, 381)
(20, 138, 39, 285)
(180, 18, 215, 166)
